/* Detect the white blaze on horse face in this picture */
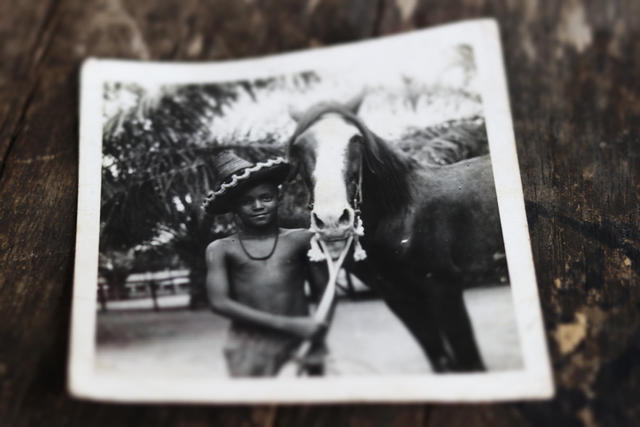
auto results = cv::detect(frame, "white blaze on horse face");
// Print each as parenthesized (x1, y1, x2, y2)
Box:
(308, 114, 358, 237)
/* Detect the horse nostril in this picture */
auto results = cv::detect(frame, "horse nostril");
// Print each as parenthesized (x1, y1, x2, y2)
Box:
(313, 212, 326, 229)
(338, 209, 351, 226)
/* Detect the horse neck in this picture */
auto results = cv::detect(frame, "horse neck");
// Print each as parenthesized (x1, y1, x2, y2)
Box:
(359, 133, 417, 226)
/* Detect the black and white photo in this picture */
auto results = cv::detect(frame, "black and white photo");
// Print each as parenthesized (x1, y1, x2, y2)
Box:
(69, 19, 553, 402)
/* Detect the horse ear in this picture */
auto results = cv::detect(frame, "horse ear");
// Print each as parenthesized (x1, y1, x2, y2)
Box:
(360, 127, 384, 175)
(285, 160, 299, 182)
(344, 90, 366, 114)
(289, 105, 304, 122)
(285, 144, 300, 182)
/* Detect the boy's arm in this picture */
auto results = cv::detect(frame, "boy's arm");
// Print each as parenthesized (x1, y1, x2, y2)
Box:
(205, 241, 324, 339)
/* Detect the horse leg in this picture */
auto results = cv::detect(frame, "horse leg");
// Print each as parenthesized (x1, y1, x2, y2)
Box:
(382, 292, 452, 372)
(428, 278, 485, 372)
(420, 219, 486, 372)
(347, 262, 450, 372)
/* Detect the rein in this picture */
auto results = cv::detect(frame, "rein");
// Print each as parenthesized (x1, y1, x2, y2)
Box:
(279, 109, 372, 376)
(352, 151, 364, 216)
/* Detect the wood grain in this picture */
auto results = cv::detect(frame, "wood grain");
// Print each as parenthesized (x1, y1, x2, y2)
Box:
(0, 0, 638, 425)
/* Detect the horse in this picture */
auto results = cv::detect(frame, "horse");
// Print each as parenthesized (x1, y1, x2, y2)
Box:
(286, 99, 506, 372)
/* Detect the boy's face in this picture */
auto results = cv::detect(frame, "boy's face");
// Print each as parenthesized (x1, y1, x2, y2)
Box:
(232, 182, 279, 229)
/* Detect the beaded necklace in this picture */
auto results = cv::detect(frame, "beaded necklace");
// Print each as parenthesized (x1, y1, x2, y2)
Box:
(238, 232, 279, 260)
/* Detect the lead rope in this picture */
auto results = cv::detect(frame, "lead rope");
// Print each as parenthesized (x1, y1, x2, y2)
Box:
(280, 157, 367, 375)
(279, 235, 353, 377)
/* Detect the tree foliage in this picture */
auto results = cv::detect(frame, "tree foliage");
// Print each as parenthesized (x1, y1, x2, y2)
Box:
(100, 82, 240, 250)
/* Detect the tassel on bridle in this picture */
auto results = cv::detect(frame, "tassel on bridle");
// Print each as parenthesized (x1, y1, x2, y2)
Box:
(307, 234, 327, 262)
(352, 215, 367, 261)
(350, 163, 368, 262)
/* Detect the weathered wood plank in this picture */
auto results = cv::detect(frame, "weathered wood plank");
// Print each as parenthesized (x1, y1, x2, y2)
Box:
(0, 0, 638, 425)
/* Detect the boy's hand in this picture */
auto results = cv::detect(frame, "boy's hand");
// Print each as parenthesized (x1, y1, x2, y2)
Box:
(289, 318, 327, 340)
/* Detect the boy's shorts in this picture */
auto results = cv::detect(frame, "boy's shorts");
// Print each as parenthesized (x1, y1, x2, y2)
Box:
(224, 323, 326, 377)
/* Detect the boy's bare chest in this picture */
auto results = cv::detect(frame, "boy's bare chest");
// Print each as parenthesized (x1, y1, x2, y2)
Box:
(226, 237, 308, 309)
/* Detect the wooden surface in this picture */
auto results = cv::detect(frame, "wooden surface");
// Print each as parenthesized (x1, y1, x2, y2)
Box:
(1, 0, 638, 426)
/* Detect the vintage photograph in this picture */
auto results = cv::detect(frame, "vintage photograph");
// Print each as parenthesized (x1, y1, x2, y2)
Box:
(70, 20, 553, 402)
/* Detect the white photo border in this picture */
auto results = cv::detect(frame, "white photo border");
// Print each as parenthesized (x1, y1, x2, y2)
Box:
(69, 18, 554, 403)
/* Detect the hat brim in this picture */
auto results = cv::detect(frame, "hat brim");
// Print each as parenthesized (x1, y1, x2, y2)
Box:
(204, 160, 291, 215)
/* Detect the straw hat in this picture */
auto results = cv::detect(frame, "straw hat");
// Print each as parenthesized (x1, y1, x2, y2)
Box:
(203, 151, 291, 215)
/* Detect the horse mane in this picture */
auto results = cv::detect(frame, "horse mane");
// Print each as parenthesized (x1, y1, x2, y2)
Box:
(288, 102, 416, 216)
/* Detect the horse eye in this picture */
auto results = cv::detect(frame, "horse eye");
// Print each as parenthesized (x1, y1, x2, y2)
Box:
(350, 135, 363, 144)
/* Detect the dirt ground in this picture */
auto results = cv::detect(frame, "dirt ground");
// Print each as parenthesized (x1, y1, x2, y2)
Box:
(95, 285, 522, 377)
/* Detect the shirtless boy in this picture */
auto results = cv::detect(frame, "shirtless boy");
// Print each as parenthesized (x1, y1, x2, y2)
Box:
(203, 151, 328, 377)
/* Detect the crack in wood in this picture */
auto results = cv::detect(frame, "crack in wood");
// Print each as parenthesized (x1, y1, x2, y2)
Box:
(525, 200, 640, 275)
(0, 80, 41, 190)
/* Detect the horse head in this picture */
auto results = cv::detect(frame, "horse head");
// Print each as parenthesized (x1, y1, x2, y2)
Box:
(287, 97, 368, 256)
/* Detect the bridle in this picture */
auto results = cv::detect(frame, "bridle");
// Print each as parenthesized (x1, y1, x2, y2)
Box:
(352, 153, 364, 218)
(290, 109, 368, 262)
